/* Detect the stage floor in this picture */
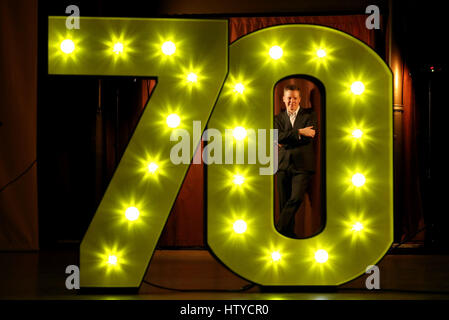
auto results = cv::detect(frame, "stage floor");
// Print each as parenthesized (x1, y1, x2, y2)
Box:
(1, 249, 449, 300)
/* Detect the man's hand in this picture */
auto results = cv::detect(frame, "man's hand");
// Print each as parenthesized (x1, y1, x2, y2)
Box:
(299, 126, 316, 138)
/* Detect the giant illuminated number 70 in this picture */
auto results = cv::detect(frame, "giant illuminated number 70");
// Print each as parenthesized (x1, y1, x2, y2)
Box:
(49, 17, 393, 288)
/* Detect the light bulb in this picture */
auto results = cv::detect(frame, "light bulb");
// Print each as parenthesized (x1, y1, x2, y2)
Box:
(187, 73, 198, 83)
(352, 173, 366, 187)
(315, 249, 328, 263)
(113, 42, 124, 54)
(125, 207, 140, 221)
(352, 129, 363, 139)
(271, 251, 281, 262)
(148, 162, 158, 174)
(269, 46, 283, 60)
(108, 255, 118, 265)
(166, 114, 181, 128)
(161, 41, 176, 55)
(233, 220, 247, 234)
(316, 49, 326, 58)
(232, 126, 247, 140)
(233, 175, 244, 185)
(352, 222, 364, 232)
(351, 81, 365, 95)
(234, 83, 244, 94)
(60, 39, 75, 54)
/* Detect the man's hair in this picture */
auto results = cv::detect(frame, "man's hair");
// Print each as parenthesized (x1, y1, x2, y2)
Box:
(284, 85, 301, 97)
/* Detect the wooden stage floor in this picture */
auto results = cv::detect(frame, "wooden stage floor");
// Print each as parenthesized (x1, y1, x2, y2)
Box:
(1, 249, 449, 300)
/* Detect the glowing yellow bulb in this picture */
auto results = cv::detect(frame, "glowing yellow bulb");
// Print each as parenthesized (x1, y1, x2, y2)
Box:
(161, 41, 176, 55)
(351, 81, 365, 95)
(315, 249, 328, 263)
(352, 222, 364, 232)
(187, 73, 198, 83)
(107, 255, 118, 265)
(233, 174, 245, 185)
(352, 129, 363, 139)
(352, 173, 366, 187)
(60, 39, 75, 54)
(166, 114, 181, 128)
(113, 42, 124, 54)
(271, 251, 282, 262)
(233, 220, 247, 234)
(232, 126, 247, 140)
(234, 83, 245, 94)
(316, 49, 326, 58)
(147, 162, 159, 174)
(269, 46, 283, 60)
(125, 207, 140, 221)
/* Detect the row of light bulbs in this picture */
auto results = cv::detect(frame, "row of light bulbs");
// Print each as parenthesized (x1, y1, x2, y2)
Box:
(60, 38, 364, 95)
(106, 247, 329, 265)
(59, 37, 365, 98)
(60, 39, 328, 61)
(60, 39, 177, 55)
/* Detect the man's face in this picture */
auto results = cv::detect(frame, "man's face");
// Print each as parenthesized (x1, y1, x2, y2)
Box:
(283, 90, 301, 113)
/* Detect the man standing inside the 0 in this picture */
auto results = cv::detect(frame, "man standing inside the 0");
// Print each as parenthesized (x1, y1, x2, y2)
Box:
(275, 85, 317, 238)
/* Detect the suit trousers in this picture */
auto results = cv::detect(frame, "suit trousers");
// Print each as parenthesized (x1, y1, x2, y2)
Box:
(276, 169, 312, 237)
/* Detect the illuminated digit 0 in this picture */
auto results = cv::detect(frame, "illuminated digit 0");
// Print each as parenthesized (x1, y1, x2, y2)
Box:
(207, 25, 393, 286)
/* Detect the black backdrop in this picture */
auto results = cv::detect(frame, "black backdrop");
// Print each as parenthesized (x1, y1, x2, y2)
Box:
(30, 0, 449, 250)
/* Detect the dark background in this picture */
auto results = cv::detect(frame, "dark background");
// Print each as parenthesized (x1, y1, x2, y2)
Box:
(35, 0, 448, 249)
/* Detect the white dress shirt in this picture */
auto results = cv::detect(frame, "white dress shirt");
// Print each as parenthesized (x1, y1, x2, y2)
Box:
(287, 106, 300, 127)
(287, 106, 301, 139)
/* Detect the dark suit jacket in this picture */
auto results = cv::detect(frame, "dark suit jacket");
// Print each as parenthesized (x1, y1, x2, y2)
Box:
(274, 107, 317, 172)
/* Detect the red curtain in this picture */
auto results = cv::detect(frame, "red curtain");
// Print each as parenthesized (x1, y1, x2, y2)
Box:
(0, 0, 38, 250)
(387, 11, 425, 242)
(229, 16, 376, 46)
(401, 63, 425, 241)
(156, 15, 377, 247)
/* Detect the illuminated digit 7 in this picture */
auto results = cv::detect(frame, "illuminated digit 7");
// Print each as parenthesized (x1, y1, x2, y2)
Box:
(49, 17, 228, 287)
